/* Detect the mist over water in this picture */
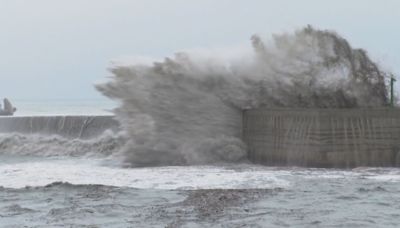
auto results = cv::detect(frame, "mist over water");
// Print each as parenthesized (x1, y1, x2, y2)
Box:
(96, 26, 389, 167)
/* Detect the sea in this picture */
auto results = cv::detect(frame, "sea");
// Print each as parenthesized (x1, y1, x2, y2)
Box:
(0, 99, 399, 227)
(10, 99, 116, 116)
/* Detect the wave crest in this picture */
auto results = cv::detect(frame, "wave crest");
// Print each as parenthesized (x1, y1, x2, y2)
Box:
(96, 26, 389, 167)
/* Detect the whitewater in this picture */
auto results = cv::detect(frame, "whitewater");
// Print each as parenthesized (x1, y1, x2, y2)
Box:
(1, 27, 400, 227)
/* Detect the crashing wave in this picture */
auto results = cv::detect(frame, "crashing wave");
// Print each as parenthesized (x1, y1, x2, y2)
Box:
(96, 26, 390, 167)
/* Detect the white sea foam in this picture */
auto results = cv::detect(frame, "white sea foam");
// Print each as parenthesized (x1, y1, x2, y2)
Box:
(0, 159, 290, 189)
(1, 157, 399, 189)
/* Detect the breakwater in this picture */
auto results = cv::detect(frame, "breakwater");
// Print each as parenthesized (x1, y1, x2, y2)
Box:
(0, 115, 119, 139)
(243, 108, 400, 168)
(2, 110, 400, 168)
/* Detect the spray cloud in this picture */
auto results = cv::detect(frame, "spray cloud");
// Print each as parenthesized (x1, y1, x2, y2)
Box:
(96, 26, 389, 167)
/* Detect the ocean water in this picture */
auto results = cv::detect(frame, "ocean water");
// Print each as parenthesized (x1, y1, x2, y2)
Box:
(1, 155, 400, 227)
(1, 101, 400, 227)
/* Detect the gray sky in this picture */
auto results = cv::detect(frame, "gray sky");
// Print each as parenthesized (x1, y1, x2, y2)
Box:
(1, 0, 399, 100)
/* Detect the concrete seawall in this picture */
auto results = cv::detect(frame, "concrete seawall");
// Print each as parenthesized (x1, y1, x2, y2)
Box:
(243, 108, 400, 168)
(0, 115, 119, 139)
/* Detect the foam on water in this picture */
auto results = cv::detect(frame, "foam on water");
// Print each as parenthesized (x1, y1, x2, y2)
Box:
(1, 156, 399, 189)
(0, 158, 289, 189)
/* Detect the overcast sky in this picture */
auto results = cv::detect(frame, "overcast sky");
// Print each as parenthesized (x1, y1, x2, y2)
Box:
(1, 0, 399, 100)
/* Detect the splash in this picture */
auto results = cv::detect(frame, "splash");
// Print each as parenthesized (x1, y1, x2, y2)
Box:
(96, 26, 389, 167)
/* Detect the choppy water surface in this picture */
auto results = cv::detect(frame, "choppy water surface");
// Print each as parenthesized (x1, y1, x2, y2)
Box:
(0, 156, 399, 227)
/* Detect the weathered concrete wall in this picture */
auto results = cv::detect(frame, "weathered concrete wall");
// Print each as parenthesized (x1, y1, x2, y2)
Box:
(0, 115, 119, 139)
(243, 108, 400, 168)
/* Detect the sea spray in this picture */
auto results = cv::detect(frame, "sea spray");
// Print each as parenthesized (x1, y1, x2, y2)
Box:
(96, 26, 389, 167)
